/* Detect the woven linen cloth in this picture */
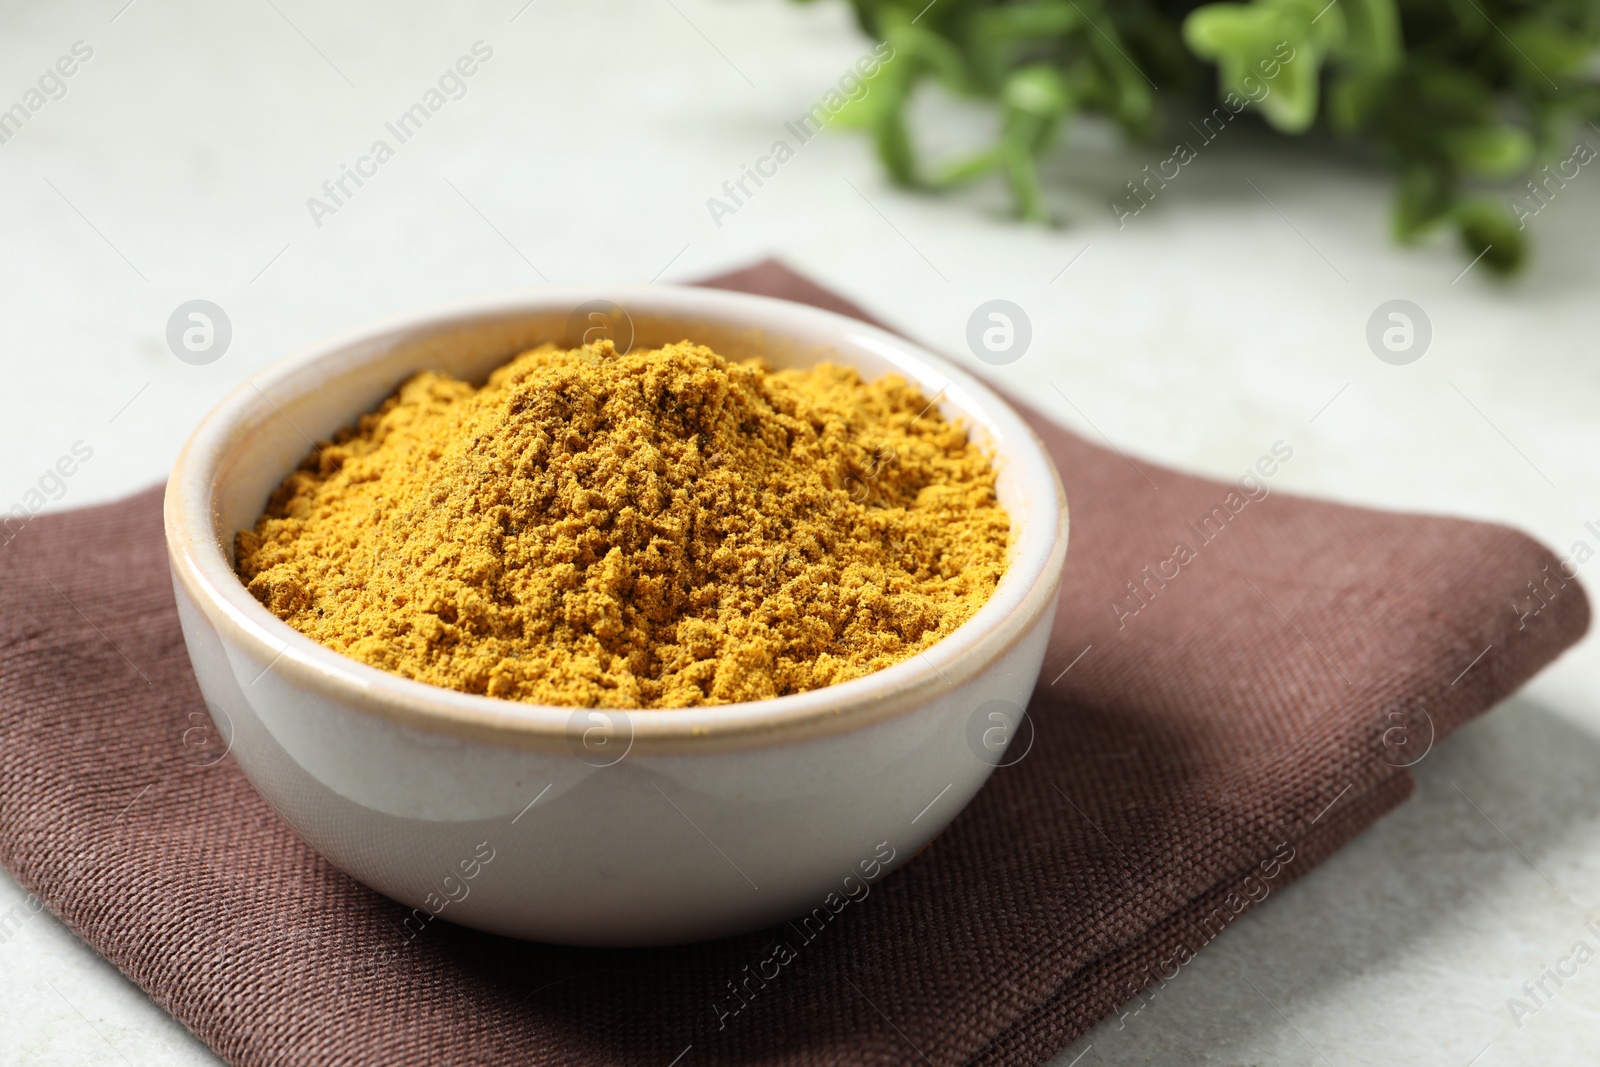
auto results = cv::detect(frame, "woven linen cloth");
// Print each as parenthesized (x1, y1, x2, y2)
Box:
(0, 261, 1587, 1066)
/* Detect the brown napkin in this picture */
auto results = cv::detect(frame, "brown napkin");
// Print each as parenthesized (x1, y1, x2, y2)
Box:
(0, 262, 1587, 1067)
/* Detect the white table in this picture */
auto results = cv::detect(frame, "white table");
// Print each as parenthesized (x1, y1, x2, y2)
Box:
(2, 1, 1598, 1063)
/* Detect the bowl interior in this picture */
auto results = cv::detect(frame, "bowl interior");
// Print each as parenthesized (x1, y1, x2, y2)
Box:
(177, 286, 1066, 748)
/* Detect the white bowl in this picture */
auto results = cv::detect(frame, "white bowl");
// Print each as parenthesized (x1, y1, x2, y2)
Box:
(164, 286, 1068, 946)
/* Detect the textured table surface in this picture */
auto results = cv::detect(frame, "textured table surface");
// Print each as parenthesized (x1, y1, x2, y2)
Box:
(2, 1, 1598, 1064)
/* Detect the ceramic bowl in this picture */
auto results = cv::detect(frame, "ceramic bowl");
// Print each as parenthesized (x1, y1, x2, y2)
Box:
(164, 285, 1068, 946)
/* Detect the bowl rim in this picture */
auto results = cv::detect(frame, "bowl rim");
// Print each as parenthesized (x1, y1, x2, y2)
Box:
(164, 285, 1068, 754)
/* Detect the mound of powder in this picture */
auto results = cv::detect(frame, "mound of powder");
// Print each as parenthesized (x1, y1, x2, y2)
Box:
(235, 340, 1010, 708)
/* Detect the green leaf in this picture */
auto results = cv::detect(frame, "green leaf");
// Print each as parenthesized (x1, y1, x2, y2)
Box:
(1507, 19, 1595, 80)
(1183, 0, 1342, 134)
(1325, 68, 1388, 132)
(1002, 139, 1049, 221)
(932, 147, 1005, 186)
(1454, 199, 1526, 275)
(872, 106, 920, 185)
(1443, 125, 1535, 178)
(1392, 165, 1453, 242)
(1256, 36, 1320, 132)
(969, 4, 1082, 90)
(1333, 0, 1401, 71)
(862, 67, 919, 184)
(1002, 64, 1071, 118)
(827, 52, 901, 129)
(880, 16, 969, 92)
(1080, 14, 1157, 134)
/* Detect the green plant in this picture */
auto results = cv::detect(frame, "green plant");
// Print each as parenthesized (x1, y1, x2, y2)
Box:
(809, 0, 1600, 273)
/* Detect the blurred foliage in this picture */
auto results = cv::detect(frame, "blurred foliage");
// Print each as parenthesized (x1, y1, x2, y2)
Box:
(806, 0, 1600, 273)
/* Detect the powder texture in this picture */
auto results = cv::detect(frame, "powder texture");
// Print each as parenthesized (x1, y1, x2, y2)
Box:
(235, 340, 1009, 708)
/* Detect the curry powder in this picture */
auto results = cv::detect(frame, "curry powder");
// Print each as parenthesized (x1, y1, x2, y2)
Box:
(235, 340, 1009, 708)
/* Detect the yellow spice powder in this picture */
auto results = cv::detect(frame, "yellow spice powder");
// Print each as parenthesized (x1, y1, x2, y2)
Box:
(235, 339, 1009, 709)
